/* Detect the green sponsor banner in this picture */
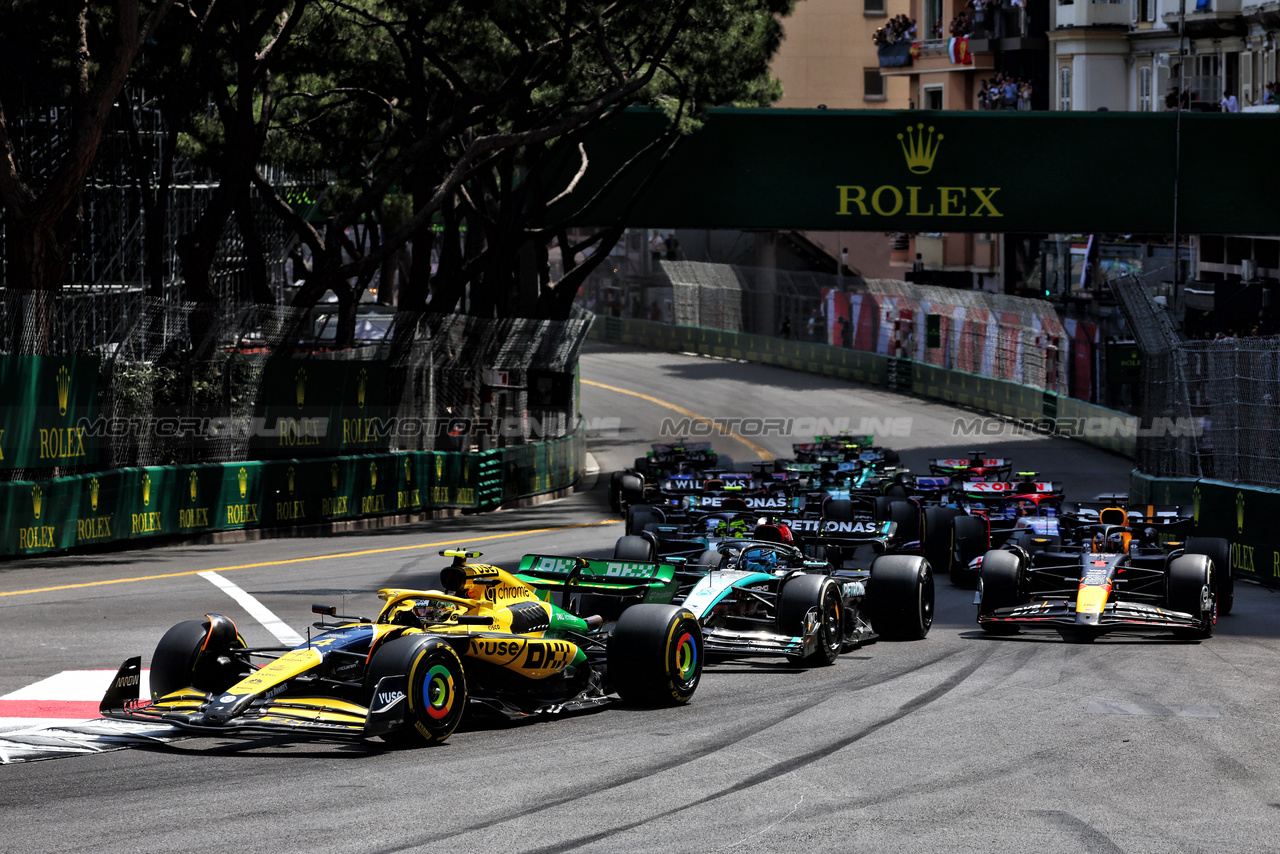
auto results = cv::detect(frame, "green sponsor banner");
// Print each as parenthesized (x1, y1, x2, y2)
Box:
(393, 453, 424, 513)
(252, 359, 391, 458)
(118, 467, 175, 540)
(548, 108, 1280, 235)
(175, 465, 221, 536)
(216, 462, 266, 530)
(0, 355, 101, 470)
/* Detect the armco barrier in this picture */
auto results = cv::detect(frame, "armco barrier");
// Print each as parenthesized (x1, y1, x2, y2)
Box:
(593, 317, 1132, 457)
(0, 428, 585, 558)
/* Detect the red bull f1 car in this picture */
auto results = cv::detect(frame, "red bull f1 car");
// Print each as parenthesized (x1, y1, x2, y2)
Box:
(976, 517, 1230, 641)
(100, 550, 702, 746)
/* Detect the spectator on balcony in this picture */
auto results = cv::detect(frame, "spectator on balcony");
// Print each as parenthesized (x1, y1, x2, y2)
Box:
(949, 11, 971, 37)
(1264, 82, 1277, 105)
(1018, 79, 1032, 111)
(977, 79, 991, 110)
(1219, 89, 1240, 113)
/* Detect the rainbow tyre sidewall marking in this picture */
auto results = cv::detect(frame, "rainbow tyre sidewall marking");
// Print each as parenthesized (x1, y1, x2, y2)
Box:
(423, 664, 455, 720)
(675, 632, 698, 682)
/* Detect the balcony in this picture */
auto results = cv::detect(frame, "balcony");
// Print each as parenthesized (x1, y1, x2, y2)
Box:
(1056, 0, 1132, 29)
(1162, 0, 1248, 37)
(968, 6, 1049, 50)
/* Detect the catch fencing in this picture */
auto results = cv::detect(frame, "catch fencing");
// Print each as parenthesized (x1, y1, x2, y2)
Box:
(0, 290, 591, 482)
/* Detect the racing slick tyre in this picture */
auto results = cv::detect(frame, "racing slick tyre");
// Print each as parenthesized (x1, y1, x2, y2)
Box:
(777, 574, 844, 666)
(696, 549, 726, 570)
(626, 505, 662, 536)
(824, 498, 854, 523)
(618, 474, 645, 510)
(614, 535, 657, 562)
(867, 555, 934, 640)
(872, 496, 894, 522)
(608, 604, 702, 705)
(608, 471, 625, 512)
(1167, 554, 1216, 640)
(149, 616, 250, 699)
(887, 500, 920, 544)
(950, 515, 989, 589)
(977, 549, 1024, 634)
(923, 506, 963, 576)
(364, 635, 467, 747)
(1184, 537, 1233, 616)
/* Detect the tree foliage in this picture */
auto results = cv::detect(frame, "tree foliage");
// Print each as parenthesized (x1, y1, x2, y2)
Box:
(1, 0, 795, 349)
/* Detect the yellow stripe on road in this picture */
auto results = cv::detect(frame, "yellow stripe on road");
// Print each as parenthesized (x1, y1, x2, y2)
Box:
(581, 379, 773, 460)
(0, 520, 621, 597)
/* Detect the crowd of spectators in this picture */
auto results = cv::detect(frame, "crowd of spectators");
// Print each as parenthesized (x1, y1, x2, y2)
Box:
(872, 14, 916, 47)
(977, 73, 1033, 110)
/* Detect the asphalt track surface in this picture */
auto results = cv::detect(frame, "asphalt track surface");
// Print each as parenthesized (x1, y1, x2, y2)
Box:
(4, 341, 1280, 854)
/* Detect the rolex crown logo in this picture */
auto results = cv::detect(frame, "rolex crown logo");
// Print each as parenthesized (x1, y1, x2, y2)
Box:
(142, 473, 151, 507)
(189, 471, 198, 503)
(91, 477, 100, 512)
(296, 368, 307, 410)
(1192, 486, 1201, 524)
(1236, 491, 1245, 533)
(404, 457, 411, 483)
(56, 365, 71, 416)
(32, 485, 43, 520)
(370, 462, 378, 490)
(898, 123, 943, 175)
(358, 369, 368, 409)
(239, 467, 248, 499)
(288, 466, 296, 495)
(331, 462, 339, 492)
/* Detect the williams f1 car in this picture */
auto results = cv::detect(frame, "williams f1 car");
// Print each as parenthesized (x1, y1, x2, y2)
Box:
(100, 550, 702, 746)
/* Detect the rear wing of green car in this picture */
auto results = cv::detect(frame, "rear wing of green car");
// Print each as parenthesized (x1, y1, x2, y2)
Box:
(515, 555, 680, 604)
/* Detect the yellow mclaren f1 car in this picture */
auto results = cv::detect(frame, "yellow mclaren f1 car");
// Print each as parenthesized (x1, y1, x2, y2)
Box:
(100, 550, 702, 746)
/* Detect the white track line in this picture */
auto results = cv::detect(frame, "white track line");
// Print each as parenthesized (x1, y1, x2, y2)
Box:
(199, 571, 305, 646)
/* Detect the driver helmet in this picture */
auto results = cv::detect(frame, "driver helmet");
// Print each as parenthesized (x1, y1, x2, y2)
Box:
(742, 547, 779, 573)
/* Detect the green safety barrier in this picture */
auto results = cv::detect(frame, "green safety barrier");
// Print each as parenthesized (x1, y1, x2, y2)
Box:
(1129, 472, 1280, 587)
(0, 425, 586, 558)
(0, 354, 102, 470)
(252, 358, 392, 458)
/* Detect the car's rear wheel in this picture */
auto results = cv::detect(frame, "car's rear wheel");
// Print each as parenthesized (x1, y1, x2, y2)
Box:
(626, 505, 661, 536)
(149, 615, 250, 699)
(887, 500, 920, 544)
(614, 535, 656, 562)
(978, 549, 1023, 634)
(608, 604, 702, 705)
(824, 498, 854, 523)
(867, 555, 934, 640)
(365, 636, 467, 747)
(778, 574, 843, 666)
(951, 514, 989, 588)
(923, 506, 962, 575)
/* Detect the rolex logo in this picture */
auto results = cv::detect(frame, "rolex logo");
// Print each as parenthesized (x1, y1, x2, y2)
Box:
(90, 477, 100, 512)
(370, 462, 378, 490)
(32, 485, 43, 519)
(1192, 486, 1201, 524)
(56, 365, 71, 416)
(404, 457, 411, 483)
(357, 369, 368, 409)
(288, 466, 296, 495)
(1236, 491, 1245, 533)
(142, 473, 151, 507)
(189, 471, 198, 502)
(296, 368, 307, 409)
(331, 462, 339, 492)
(898, 123, 943, 174)
(238, 467, 248, 499)
(436, 457, 443, 478)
